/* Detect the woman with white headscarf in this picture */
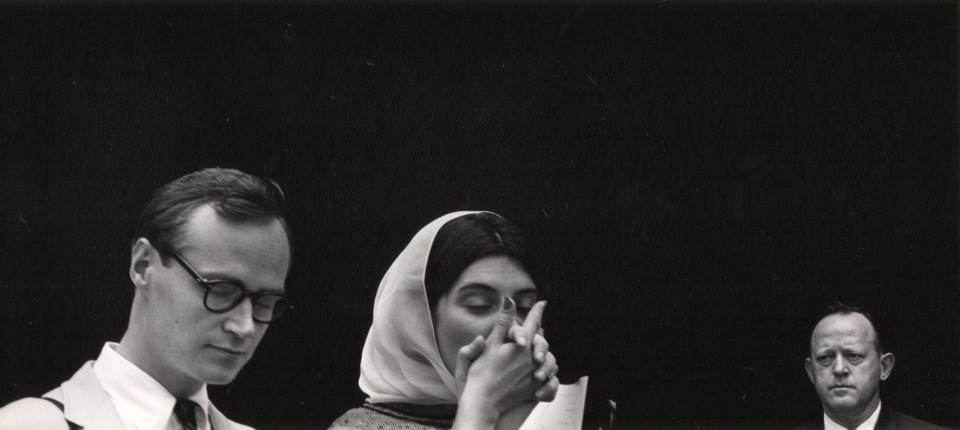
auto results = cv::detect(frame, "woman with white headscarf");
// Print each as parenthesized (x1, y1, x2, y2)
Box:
(330, 211, 559, 430)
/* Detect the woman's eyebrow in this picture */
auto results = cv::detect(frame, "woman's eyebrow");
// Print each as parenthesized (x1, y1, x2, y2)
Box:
(455, 283, 499, 295)
(455, 284, 538, 297)
(513, 288, 538, 297)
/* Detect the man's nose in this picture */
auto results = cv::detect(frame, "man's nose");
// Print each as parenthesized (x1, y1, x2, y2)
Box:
(224, 297, 257, 337)
(831, 355, 848, 376)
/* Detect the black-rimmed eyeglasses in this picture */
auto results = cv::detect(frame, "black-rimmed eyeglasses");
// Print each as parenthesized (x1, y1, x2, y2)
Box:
(171, 252, 289, 324)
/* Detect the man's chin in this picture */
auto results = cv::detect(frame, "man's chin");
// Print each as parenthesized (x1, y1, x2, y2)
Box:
(207, 375, 239, 385)
(825, 397, 861, 413)
(196, 366, 242, 385)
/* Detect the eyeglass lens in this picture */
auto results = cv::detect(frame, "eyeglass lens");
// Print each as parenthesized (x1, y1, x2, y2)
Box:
(205, 282, 288, 322)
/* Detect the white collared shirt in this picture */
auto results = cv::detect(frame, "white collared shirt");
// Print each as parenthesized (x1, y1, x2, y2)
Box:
(93, 342, 212, 430)
(824, 401, 881, 430)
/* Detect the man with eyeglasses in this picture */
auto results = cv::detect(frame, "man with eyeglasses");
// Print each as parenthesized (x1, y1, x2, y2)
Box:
(796, 303, 948, 430)
(0, 168, 291, 430)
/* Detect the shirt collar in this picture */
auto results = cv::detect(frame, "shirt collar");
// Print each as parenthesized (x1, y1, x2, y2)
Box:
(93, 342, 212, 430)
(823, 401, 882, 430)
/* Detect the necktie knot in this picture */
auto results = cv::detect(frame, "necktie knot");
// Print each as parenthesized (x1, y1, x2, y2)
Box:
(174, 398, 200, 430)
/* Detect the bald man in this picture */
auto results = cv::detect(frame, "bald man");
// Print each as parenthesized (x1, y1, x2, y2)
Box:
(797, 304, 948, 430)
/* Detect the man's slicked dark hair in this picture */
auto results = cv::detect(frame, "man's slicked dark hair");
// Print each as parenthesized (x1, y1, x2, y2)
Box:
(424, 212, 527, 311)
(136, 168, 291, 259)
(816, 302, 884, 355)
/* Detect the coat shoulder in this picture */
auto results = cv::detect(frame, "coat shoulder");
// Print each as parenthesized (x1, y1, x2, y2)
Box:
(0, 397, 71, 430)
(790, 417, 822, 430)
(889, 410, 951, 430)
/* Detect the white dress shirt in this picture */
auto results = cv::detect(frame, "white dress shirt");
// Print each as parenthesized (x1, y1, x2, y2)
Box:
(824, 401, 882, 430)
(92, 342, 212, 430)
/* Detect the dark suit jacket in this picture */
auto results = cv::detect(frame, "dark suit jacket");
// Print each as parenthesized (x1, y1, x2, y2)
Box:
(793, 407, 951, 430)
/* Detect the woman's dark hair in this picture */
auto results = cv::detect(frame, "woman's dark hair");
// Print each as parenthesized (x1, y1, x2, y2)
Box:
(424, 213, 527, 310)
(137, 167, 291, 259)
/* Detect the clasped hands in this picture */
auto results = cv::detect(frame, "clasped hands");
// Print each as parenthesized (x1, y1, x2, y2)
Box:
(454, 297, 559, 413)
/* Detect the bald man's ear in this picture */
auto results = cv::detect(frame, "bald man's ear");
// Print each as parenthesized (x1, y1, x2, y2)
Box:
(879, 352, 895, 381)
(804, 357, 815, 384)
(130, 238, 157, 290)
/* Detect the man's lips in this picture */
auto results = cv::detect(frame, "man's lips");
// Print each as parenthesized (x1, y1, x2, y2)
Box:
(210, 345, 245, 355)
(830, 385, 854, 390)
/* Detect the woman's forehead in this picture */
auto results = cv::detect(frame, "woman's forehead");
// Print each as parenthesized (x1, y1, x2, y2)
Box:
(451, 255, 536, 294)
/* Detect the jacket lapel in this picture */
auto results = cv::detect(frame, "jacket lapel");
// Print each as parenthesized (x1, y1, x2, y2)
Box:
(209, 404, 253, 430)
(874, 406, 896, 430)
(52, 361, 127, 430)
(209, 405, 231, 430)
(48, 361, 251, 430)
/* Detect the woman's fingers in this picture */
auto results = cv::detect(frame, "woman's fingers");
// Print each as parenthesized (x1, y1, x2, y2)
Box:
(487, 296, 517, 345)
(533, 351, 557, 383)
(534, 351, 560, 401)
(506, 300, 547, 348)
(457, 336, 486, 369)
(454, 335, 486, 391)
(534, 370, 560, 402)
(507, 325, 529, 348)
(521, 301, 546, 344)
(531, 332, 550, 364)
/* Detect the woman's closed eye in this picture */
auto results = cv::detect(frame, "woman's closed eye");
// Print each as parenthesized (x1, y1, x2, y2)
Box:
(457, 289, 537, 316)
(515, 297, 537, 318)
(462, 297, 498, 314)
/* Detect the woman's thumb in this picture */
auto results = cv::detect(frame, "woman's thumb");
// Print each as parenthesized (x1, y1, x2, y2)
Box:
(487, 296, 516, 344)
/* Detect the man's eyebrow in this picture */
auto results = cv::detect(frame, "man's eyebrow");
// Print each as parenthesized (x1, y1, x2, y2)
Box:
(196, 269, 285, 294)
(192, 267, 245, 285)
(838, 346, 866, 352)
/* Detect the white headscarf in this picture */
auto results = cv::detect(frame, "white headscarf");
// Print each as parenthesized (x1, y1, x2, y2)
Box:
(359, 211, 488, 404)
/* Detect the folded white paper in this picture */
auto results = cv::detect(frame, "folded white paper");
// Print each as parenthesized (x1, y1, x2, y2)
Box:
(518, 376, 589, 430)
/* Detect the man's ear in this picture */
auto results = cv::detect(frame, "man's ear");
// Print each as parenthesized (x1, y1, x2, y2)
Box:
(879, 352, 895, 381)
(804, 357, 815, 384)
(130, 238, 158, 289)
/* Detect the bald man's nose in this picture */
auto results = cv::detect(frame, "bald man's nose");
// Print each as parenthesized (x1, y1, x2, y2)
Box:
(832, 355, 849, 376)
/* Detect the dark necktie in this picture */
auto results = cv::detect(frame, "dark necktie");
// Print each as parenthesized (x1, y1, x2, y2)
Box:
(174, 399, 199, 430)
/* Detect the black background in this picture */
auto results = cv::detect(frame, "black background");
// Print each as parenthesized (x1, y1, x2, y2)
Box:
(1, 1, 957, 428)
